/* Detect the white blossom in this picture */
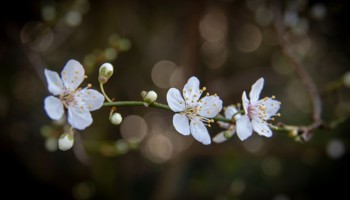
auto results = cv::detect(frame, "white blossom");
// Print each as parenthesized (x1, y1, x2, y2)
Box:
(236, 78, 280, 141)
(166, 76, 223, 145)
(213, 105, 241, 143)
(44, 59, 105, 130)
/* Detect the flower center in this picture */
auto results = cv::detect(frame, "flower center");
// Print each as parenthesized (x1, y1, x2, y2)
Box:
(184, 106, 214, 127)
(185, 107, 198, 120)
(248, 102, 267, 120)
(60, 89, 78, 109)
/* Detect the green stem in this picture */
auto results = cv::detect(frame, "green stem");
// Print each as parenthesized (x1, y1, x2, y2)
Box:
(103, 101, 172, 111)
(103, 101, 233, 123)
(100, 83, 113, 102)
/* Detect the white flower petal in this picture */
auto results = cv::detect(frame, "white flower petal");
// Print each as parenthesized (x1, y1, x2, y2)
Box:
(197, 95, 223, 118)
(249, 78, 264, 103)
(258, 98, 280, 119)
(77, 89, 105, 111)
(183, 76, 201, 107)
(236, 115, 253, 141)
(173, 113, 190, 136)
(67, 106, 92, 130)
(252, 118, 272, 137)
(242, 92, 249, 114)
(61, 59, 85, 91)
(213, 130, 235, 143)
(167, 88, 186, 112)
(44, 69, 64, 95)
(190, 117, 211, 145)
(44, 96, 64, 120)
(225, 105, 238, 119)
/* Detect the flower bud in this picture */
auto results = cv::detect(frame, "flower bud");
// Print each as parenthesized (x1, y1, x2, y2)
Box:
(99, 63, 114, 84)
(58, 132, 74, 151)
(110, 112, 122, 125)
(141, 90, 158, 104)
(343, 71, 350, 88)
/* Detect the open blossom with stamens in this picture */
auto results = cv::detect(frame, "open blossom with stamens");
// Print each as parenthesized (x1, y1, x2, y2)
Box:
(213, 105, 241, 143)
(166, 76, 223, 145)
(236, 78, 281, 141)
(44, 59, 105, 130)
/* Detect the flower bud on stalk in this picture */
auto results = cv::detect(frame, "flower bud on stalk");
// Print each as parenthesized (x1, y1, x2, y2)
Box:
(110, 112, 123, 125)
(58, 132, 74, 151)
(343, 71, 350, 88)
(98, 63, 114, 84)
(141, 90, 158, 105)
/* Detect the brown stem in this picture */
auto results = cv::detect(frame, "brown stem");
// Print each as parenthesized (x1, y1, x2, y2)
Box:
(273, 1, 322, 140)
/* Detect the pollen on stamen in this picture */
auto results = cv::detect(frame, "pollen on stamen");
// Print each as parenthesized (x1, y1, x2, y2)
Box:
(87, 84, 92, 88)
(206, 92, 210, 96)
(277, 113, 281, 117)
(272, 95, 276, 99)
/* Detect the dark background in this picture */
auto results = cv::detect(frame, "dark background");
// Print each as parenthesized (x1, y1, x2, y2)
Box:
(1, 0, 350, 199)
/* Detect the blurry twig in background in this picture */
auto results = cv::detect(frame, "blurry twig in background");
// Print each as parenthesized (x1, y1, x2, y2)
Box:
(273, 0, 323, 141)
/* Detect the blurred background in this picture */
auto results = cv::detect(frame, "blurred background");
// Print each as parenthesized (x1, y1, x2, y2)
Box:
(1, 0, 350, 199)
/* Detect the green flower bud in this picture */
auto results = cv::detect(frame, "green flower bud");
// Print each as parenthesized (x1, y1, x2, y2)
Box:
(141, 90, 158, 104)
(58, 132, 74, 151)
(110, 113, 122, 125)
(99, 63, 114, 84)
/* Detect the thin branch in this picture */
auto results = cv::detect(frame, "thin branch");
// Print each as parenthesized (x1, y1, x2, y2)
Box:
(273, 0, 323, 140)
(103, 101, 232, 123)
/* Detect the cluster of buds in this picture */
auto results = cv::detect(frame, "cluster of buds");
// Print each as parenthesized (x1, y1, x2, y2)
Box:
(98, 63, 124, 126)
